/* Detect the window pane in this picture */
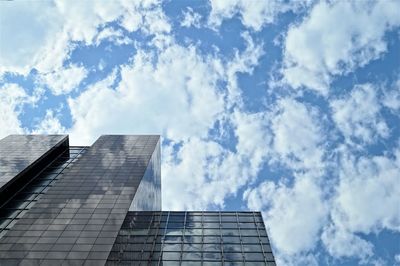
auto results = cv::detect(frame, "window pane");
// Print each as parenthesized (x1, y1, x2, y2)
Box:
(164, 236, 182, 243)
(163, 243, 181, 252)
(220, 216, 237, 222)
(223, 244, 241, 252)
(204, 228, 220, 235)
(162, 251, 181, 261)
(181, 252, 202, 260)
(244, 252, 264, 261)
(224, 252, 243, 261)
(203, 243, 221, 252)
(242, 244, 262, 252)
(203, 236, 220, 243)
(222, 236, 240, 243)
(183, 243, 202, 252)
(185, 228, 202, 236)
(241, 236, 260, 244)
(203, 252, 222, 260)
(221, 228, 239, 236)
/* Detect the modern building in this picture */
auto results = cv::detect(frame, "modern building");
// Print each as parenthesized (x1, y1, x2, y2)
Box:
(0, 135, 275, 265)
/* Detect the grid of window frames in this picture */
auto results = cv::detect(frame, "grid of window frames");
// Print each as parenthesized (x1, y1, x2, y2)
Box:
(107, 211, 276, 266)
(0, 146, 88, 238)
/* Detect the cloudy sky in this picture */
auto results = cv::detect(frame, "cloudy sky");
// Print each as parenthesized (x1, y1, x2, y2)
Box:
(1, 0, 399, 265)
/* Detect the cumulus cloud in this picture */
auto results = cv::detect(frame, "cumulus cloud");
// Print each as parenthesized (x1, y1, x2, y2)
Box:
(0, 1, 61, 75)
(242, 97, 328, 259)
(0, 84, 42, 139)
(67, 30, 264, 143)
(382, 77, 400, 113)
(245, 177, 328, 255)
(32, 109, 66, 134)
(270, 98, 325, 173)
(162, 138, 229, 209)
(181, 7, 202, 28)
(68, 44, 224, 145)
(233, 110, 271, 177)
(330, 84, 389, 146)
(37, 64, 88, 95)
(282, 1, 400, 95)
(245, 128, 399, 264)
(162, 110, 271, 210)
(395, 254, 400, 263)
(225, 32, 264, 105)
(0, 0, 170, 75)
(95, 28, 133, 46)
(332, 149, 400, 234)
(321, 146, 400, 260)
(208, 0, 311, 31)
(321, 225, 374, 261)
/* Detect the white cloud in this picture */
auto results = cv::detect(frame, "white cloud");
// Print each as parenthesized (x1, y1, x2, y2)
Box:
(233, 110, 271, 177)
(95, 28, 133, 46)
(382, 77, 400, 113)
(54, 0, 169, 43)
(395, 253, 400, 263)
(162, 138, 229, 210)
(243, 94, 398, 261)
(0, 0, 170, 76)
(282, 1, 400, 95)
(208, 0, 311, 31)
(162, 110, 271, 210)
(334, 150, 400, 233)
(321, 145, 400, 260)
(270, 98, 325, 173)
(68, 43, 224, 145)
(245, 177, 328, 255)
(37, 64, 88, 95)
(276, 253, 319, 266)
(32, 109, 66, 134)
(0, 84, 27, 138)
(0, 1, 61, 75)
(321, 225, 374, 261)
(331, 84, 389, 145)
(67, 30, 264, 145)
(0, 83, 42, 139)
(225, 32, 264, 105)
(181, 7, 202, 28)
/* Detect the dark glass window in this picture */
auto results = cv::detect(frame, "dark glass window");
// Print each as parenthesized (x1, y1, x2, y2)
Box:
(0, 147, 87, 236)
(106, 211, 275, 265)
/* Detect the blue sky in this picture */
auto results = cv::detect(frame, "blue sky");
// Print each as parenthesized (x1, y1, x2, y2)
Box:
(0, 0, 399, 265)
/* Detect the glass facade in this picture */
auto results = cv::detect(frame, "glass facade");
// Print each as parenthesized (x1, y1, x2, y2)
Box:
(107, 211, 276, 266)
(129, 139, 161, 211)
(0, 135, 160, 265)
(0, 135, 68, 198)
(0, 146, 87, 238)
(0, 134, 275, 265)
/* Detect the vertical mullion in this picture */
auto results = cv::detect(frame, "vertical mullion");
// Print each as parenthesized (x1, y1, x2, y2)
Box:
(139, 212, 154, 263)
(219, 211, 224, 266)
(200, 211, 204, 266)
(150, 211, 161, 265)
(158, 211, 170, 266)
(237, 212, 246, 264)
(180, 211, 187, 265)
(253, 212, 268, 265)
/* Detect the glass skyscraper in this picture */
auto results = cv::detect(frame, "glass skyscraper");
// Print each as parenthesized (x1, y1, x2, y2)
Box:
(0, 135, 275, 265)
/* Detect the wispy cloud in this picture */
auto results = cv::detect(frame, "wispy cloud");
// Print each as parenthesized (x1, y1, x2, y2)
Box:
(331, 84, 389, 146)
